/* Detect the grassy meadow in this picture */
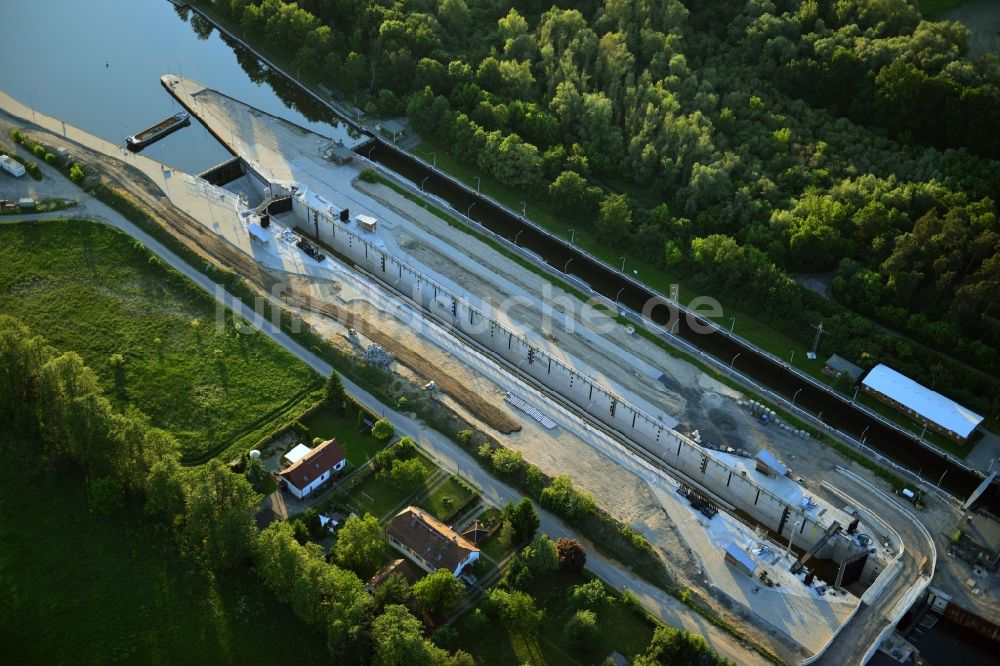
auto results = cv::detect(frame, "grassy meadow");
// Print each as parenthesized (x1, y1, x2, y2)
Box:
(0, 220, 317, 461)
(0, 443, 328, 664)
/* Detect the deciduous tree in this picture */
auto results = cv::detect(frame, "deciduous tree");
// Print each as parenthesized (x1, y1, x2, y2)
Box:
(502, 498, 540, 543)
(335, 513, 388, 577)
(413, 568, 466, 615)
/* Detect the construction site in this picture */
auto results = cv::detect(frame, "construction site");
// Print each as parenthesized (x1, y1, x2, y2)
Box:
(160, 74, 926, 662)
(5, 74, 997, 664)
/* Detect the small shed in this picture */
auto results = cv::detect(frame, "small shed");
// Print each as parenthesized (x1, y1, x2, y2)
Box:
(17, 197, 36, 210)
(755, 449, 789, 477)
(724, 543, 759, 577)
(356, 214, 377, 233)
(823, 354, 863, 381)
(282, 443, 312, 467)
(380, 119, 407, 141)
(322, 141, 354, 165)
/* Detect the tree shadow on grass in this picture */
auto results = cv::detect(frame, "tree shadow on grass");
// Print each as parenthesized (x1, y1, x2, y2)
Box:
(509, 630, 545, 666)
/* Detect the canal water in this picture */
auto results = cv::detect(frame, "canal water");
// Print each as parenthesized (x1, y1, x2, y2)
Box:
(4, 0, 996, 512)
(0, 0, 352, 174)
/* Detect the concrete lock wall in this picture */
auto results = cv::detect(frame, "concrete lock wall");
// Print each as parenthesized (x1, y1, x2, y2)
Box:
(291, 199, 839, 551)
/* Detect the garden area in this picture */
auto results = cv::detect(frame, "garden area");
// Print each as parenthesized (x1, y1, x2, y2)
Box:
(337, 436, 442, 521)
(452, 568, 657, 665)
(422, 474, 479, 523)
(298, 403, 387, 466)
(0, 446, 328, 664)
(0, 220, 318, 462)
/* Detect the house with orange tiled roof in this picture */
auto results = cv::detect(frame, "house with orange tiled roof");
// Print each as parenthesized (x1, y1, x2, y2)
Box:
(386, 506, 480, 577)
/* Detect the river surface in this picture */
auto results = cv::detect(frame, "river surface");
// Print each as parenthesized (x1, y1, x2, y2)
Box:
(0, 0, 349, 174)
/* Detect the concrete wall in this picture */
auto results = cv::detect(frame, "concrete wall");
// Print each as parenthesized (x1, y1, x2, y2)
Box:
(291, 196, 845, 551)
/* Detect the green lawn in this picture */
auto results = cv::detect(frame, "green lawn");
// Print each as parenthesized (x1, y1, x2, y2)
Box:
(342, 452, 439, 520)
(300, 404, 387, 466)
(422, 475, 479, 522)
(0, 446, 328, 664)
(0, 220, 318, 462)
(452, 570, 656, 665)
(481, 521, 518, 565)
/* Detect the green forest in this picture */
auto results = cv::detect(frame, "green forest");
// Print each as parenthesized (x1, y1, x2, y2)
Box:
(202, 0, 1000, 420)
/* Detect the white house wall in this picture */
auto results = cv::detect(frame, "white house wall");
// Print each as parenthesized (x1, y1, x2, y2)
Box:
(288, 469, 332, 499)
(292, 199, 839, 552)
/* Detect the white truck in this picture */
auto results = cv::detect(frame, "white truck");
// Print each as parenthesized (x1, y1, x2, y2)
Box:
(0, 154, 26, 178)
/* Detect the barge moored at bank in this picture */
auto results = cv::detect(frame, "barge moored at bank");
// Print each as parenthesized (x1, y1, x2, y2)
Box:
(126, 111, 190, 151)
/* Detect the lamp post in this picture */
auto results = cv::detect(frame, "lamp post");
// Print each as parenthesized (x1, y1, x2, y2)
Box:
(671, 319, 680, 334)
(790, 350, 795, 365)
(420, 176, 429, 192)
(520, 201, 526, 217)
(938, 470, 948, 488)
(792, 388, 803, 407)
(514, 229, 524, 245)
(861, 425, 870, 443)
(730, 352, 741, 369)
(729, 316, 736, 333)
(466, 201, 476, 218)
(616, 287, 625, 303)
(852, 386, 859, 403)
(430, 151, 436, 167)
(619, 256, 626, 272)
(569, 228, 575, 244)
(475, 176, 481, 192)
(564, 258, 573, 273)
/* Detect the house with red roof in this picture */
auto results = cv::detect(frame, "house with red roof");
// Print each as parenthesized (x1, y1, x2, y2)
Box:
(279, 438, 346, 499)
(386, 506, 480, 577)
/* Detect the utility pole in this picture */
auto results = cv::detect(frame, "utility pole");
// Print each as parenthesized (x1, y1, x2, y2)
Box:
(807, 321, 825, 360)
